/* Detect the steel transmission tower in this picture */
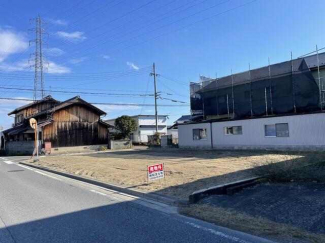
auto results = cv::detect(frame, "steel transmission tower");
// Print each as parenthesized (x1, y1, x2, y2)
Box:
(29, 16, 46, 100)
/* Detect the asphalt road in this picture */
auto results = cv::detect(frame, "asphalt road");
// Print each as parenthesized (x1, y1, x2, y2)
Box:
(0, 157, 274, 243)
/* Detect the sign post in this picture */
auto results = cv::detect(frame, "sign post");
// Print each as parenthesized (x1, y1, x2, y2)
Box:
(29, 118, 38, 161)
(147, 163, 164, 181)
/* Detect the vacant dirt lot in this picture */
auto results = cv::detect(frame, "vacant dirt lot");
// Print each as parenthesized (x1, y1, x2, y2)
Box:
(24, 147, 315, 200)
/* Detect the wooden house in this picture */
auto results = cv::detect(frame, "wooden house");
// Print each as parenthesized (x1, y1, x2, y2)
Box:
(3, 96, 111, 154)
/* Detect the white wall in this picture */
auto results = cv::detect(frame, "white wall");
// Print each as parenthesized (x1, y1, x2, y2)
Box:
(138, 116, 167, 126)
(168, 129, 178, 139)
(132, 116, 167, 143)
(178, 123, 212, 148)
(179, 113, 325, 150)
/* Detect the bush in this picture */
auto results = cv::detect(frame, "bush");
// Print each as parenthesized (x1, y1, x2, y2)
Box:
(110, 132, 126, 141)
(114, 116, 137, 139)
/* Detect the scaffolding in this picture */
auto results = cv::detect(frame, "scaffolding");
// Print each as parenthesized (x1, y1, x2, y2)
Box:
(190, 49, 325, 120)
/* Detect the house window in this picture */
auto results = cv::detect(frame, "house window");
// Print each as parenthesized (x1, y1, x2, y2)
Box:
(193, 129, 207, 140)
(265, 123, 289, 137)
(225, 126, 242, 135)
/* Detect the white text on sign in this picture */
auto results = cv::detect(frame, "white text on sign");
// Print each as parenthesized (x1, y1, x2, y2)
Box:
(148, 163, 164, 181)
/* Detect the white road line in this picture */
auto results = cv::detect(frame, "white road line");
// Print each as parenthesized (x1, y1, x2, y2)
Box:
(34, 171, 48, 176)
(185, 222, 252, 243)
(90, 190, 108, 196)
(17, 164, 61, 181)
(17, 164, 33, 170)
(3, 160, 14, 164)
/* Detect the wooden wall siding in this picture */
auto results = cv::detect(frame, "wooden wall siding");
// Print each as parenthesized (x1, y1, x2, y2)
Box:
(42, 105, 107, 147)
(16, 101, 56, 119)
(98, 123, 108, 141)
(43, 122, 101, 147)
(53, 106, 99, 123)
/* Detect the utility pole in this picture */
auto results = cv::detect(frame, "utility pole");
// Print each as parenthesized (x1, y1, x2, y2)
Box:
(249, 63, 253, 117)
(316, 45, 323, 111)
(150, 63, 159, 133)
(30, 15, 46, 100)
(291, 51, 297, 113)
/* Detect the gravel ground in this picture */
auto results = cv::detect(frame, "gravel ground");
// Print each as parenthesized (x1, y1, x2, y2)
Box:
(201, 182, 325, 234)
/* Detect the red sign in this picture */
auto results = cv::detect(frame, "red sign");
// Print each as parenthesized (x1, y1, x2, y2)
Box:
(148, 163, 164, 181)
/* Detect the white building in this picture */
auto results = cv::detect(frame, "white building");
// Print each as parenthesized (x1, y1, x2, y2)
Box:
(106, 115, 168, 144)
(178, 113, 325, 151)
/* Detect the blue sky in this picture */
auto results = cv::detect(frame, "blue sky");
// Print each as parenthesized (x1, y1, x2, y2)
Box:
(0, 0, 325, 129)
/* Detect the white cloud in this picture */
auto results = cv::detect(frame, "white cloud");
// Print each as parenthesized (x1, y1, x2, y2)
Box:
(69, 57, 87, 64)
(56, 31, 86, 42)
(48, 18, 68, 26)
(0, 97, 31, 129)
(0, 59, 70, 74)
(102, 55, 110, 60)
(0, 29, 28, 62)
(45, 47, 65, 57)
(0, 59, 30, 72)
(47, 61, 71, 74)
(126, 62, 139, 71)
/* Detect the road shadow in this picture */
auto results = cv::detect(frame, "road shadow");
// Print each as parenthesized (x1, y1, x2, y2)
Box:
(0, 200, 215, 243)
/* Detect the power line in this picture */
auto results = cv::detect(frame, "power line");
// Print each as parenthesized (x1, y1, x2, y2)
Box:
(62, 0, 125, 32)
(0, 97, 189, 107)
(140, 75, 152, 115)
(49, 0, 158, 50)
(61, 0, 231, 62)
(57, 0, 218, 63)
(159, 74, 189, 86)
(76, 0, 157, 36)
(0, 66, 151, 78)
(0, 84, 149, 93)
(0, 68, 151, 81)
(56, 0, 198, 56)
(158, 80, 189, 98)
(0, 86, 153, 97)
(159, 96, 188, 104)
(106, 0, 257, 55)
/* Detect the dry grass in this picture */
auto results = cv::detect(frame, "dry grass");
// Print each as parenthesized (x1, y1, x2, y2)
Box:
(24, 148, 314, 200)
(180, 204, 325, 243)
(253, 153, 325, 182)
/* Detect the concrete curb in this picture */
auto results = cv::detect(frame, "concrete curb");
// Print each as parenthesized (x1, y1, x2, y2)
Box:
(19, 162, 186, 206)
(189, 177, 264, 203)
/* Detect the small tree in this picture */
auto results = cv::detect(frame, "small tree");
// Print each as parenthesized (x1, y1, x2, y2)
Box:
(114, 116, 137, 139)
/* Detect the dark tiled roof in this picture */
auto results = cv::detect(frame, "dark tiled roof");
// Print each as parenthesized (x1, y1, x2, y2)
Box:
(8, 95, 59, 115)
(48, 96, 106, 116)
